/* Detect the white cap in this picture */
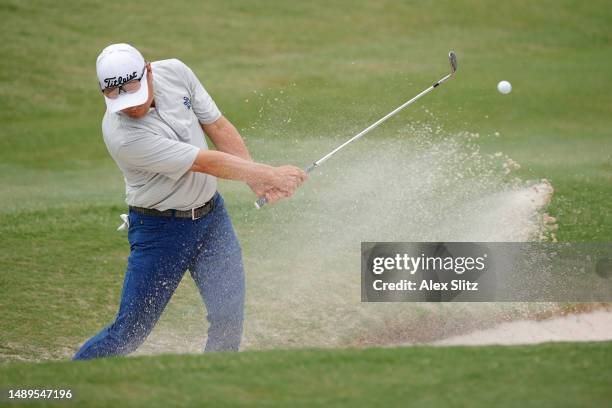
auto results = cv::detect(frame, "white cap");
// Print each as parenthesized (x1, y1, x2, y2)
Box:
(96, 43, 149, 113)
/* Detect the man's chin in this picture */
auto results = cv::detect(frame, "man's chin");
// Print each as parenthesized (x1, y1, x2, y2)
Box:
(122, 106, 149, 118)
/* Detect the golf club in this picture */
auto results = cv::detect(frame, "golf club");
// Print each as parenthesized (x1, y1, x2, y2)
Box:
(255, 51, 458, 209)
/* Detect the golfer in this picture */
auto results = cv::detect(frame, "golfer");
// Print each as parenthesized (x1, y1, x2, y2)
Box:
(73, 43, 307, 360)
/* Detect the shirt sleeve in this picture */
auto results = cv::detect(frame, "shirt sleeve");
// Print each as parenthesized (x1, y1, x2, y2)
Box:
(116, 131, 199, 181)
(179, 60, 222, 125)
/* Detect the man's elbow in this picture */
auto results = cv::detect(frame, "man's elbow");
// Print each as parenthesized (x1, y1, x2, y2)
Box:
(190, 150, 208, 173)
(190, 163, 206, 173)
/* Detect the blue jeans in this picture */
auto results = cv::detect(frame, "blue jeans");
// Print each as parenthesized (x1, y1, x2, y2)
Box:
(73, 193, 245, 360)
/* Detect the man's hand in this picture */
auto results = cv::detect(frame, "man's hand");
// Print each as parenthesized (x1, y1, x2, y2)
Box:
(248, 165, 308, 204)
(248, 186, 287, 204)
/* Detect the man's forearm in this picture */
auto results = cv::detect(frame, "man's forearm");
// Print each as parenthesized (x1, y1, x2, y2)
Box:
(190, 149, 270, 183)
(201, 116, 252, 161)
(198, 115, 308, 201)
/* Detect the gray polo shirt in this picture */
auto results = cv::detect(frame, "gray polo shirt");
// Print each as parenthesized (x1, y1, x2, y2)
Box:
(102, 59, 220, 211)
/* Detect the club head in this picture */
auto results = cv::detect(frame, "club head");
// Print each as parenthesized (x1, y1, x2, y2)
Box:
(448, 51, 458, 75)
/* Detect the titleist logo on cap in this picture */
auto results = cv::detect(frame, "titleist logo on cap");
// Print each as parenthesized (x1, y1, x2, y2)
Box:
(103, 71, 138, 89)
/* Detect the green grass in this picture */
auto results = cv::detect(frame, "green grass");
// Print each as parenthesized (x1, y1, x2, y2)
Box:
(1, 342, 611, 407)
(1, 0, 611, 404)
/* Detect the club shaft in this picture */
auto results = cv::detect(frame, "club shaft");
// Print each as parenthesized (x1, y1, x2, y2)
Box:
(312, 72, 453, 168)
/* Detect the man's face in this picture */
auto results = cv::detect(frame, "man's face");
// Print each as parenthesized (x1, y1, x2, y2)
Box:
(120, 63, 154, 119)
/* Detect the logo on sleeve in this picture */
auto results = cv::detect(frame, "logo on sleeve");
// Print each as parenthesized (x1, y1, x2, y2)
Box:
(183, 96, 192, 110)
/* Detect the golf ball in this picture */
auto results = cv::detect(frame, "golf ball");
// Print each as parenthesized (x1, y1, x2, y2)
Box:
(497, 80, 512, 94)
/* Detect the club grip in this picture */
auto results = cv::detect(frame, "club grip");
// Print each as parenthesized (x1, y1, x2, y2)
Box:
(254, 196, 268, 209)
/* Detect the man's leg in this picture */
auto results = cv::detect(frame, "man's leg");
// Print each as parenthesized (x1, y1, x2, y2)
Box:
(189, 194, 245, 352)
(74, 214, 194, 360)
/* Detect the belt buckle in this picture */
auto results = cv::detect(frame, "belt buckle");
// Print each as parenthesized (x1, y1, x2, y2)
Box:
(191, 198, 213, 220)
(191, 207, 200, 220)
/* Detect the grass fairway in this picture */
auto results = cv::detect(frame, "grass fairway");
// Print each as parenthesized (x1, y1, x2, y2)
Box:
(1, 342, 611, 407)
(1, 0, 611, 405)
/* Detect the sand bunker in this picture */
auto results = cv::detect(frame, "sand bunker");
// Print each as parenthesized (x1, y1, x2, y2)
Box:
(432, 310, 612, 346)
(139, 125, 565, 354)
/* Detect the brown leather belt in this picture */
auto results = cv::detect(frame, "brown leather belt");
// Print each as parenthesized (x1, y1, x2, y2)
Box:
(129, 193, 216, 220)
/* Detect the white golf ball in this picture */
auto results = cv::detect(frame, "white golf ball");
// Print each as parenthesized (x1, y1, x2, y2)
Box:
(497, 80, 512, 94)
